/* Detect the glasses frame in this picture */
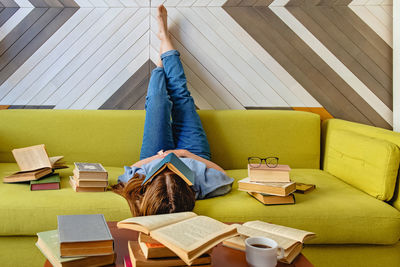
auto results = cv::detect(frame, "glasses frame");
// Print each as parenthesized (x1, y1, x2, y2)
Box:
(248, 157, 279, 168)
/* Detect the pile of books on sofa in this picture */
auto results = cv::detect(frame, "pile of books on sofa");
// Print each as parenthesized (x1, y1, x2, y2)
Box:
(69, 162, 108, 192)
(238, 158, 296, 205)
(36, 214, 115, 266)
(3, 144, 65, 190)
(119, 212, 237, 267)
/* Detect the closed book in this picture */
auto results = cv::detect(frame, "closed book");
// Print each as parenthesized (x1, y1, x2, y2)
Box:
(73, 163, 107, 180)
(69, 176, 106, 192)
(138, 240, 176, 259)
(248, 192, 295, 205)
(248, 164, 291, 183)
(30, 173, 61, 191)
(238, 177, 296, 196)
(57, 214, 114, 257)
(72, 176, 108, 188)
(142, 153, 194, 186)
(295, 183, 316, 194)
(3, 168, 53, 183)
(128, 241, 211, 267)
(36, 230, 115, 267)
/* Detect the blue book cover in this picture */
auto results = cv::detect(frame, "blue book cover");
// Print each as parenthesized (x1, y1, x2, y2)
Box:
(142, 153, 194, 186)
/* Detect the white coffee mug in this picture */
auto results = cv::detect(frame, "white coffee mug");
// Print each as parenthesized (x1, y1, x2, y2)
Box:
(245, 236, 285, 267)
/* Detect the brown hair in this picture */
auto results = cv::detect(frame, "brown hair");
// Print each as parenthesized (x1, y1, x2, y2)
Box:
(112, 170, 195, 216)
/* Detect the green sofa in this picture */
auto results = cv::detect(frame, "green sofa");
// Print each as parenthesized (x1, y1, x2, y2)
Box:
(0, 109, 399, 267)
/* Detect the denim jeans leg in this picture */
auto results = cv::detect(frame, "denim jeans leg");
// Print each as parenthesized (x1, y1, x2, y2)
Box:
(139, 67, 175, 160)
(161, 50, 211, 160)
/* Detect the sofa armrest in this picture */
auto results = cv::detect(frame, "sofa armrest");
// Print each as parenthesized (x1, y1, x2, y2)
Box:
(322, 119, 400, 208)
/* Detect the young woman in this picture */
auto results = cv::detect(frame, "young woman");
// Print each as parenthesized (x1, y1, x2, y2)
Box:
(113, 5, 233, 216)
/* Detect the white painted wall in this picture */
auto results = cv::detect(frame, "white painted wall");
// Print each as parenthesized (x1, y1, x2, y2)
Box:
(394, 0, 399, 132)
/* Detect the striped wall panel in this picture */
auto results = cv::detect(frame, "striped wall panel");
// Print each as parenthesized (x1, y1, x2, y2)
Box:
(0, 0, 394, 130)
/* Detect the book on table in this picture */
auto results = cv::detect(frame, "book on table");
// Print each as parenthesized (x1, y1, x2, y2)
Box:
(69, 176, 106, 192)
(223, 221, 315, 264)
(142, 153, 194, 186)
(36, 230, 115, 267)
(117, 212, 237, 265)
(73, 163, 108, 180)
(248, 192, 295, 205)
(238, 177, 296, 196)
(248, 164, 291, 183)
(30, 173, 60, 191)
(57, 214, 114, 257)
(138, 233, 176, 259)
(128, 241, 211, 267)
(3, 168, 53, 183)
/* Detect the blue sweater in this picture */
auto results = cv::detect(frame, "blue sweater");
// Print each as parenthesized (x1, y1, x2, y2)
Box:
(118, 157, 234, 199)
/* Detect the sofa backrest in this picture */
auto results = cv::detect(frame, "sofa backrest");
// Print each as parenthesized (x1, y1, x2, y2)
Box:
(0, 109, 321, 170)
(322, 119, 400, 209)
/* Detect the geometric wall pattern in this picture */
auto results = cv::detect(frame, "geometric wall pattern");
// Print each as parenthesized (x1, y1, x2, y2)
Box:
(0, 0, 393, 129)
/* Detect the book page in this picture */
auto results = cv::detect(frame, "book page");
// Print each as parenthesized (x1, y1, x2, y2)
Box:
(12, 145, 51, 171)
(118, 212, 197, 232)
(49, 156, 64, 166)
(237, 225, 296, 250)
(243, 221, 315, 243)
(151, 216, 236, 253)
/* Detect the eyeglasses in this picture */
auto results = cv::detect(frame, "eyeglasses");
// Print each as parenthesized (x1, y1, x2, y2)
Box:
(248, 157, 279, 168)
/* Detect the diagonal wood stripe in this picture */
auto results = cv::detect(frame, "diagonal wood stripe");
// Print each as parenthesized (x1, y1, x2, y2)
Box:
(286, 5, 392, 108)
(0, 7, 18, 27)
(100, 59, 152, 110)
(224, 6, 392, 129)
(0, 7, 78, 97)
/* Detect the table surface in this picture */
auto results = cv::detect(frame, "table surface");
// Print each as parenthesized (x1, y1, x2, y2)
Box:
(44, 222, 313, 267)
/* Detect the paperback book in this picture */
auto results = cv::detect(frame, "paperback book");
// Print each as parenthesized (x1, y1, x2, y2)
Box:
(248, 164, 291, 183)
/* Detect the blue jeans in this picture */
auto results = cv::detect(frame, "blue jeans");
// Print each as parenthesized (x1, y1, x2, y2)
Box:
(139, 50, 211, 161)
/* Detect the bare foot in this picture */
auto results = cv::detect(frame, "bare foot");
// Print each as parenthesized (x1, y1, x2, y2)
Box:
(157, 5, 168, 40)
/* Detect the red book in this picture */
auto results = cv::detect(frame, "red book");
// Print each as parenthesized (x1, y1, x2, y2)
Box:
(30, 174, 60, 191)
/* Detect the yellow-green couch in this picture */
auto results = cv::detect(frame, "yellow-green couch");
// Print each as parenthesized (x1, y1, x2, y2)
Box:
(0, 109, 399, 267)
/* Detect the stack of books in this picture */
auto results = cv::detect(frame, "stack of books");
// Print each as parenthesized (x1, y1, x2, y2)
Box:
(70, 162, 108, 192)
(238, 164, 296, 205)
(36, 214, 115, 267)
(119, 212, 237, 267)
(3, 144, 65, 190)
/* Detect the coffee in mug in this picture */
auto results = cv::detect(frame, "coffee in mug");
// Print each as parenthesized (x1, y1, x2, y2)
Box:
(245, 236, 284, 267)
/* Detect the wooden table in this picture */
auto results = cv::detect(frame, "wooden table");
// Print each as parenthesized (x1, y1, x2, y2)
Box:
(45, 222, 313, 267)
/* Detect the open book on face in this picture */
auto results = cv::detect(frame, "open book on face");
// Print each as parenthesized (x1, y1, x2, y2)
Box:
(117, 212, 237, 265)
(225, 221, 315, 264)
(142, 153, 194, 186)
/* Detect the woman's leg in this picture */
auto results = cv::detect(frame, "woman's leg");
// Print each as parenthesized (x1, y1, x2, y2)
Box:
(156, 5, 211, 160)
(139, 66, 175, 160)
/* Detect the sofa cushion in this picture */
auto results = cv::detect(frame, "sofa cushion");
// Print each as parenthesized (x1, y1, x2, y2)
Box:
(1, 164, 399, 245)
(323, 129, 400, 201)
(194, 169, 400, 245)
(0, 110, 321, 170)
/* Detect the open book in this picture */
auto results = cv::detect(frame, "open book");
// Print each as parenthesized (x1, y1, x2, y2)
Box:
(12, 144, 67, 171)
(223, 221, 315, 264)
(142, 153, 194, 186)
(117, 212, 237, 265)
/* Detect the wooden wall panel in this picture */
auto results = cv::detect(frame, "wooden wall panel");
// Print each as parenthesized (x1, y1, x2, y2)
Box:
(0, 0, 394, 130)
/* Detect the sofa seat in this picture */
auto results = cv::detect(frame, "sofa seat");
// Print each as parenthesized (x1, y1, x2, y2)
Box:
(1, 164, 399, 245)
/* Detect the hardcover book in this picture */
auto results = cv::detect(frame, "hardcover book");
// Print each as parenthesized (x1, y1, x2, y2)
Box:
(118, 212, 236, 265)
(73, 163, 107, 180)
(30, 173, 60, 191)
(238, 177, 296, 196)
(248, 164, 291, 183)
(223, 221, 315, 264)
(248, 192, 295, 205)
(57, 214, 114, 257)
(128, 241, 211, 267)
(3, 168, 53, 183)
(69, 177, 106, 192)
(142, 153, 194, 186)
(36, 230, 115, 267)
